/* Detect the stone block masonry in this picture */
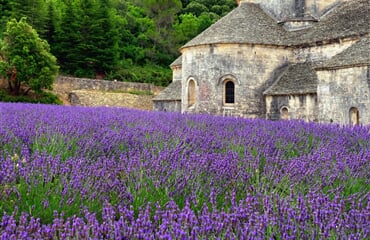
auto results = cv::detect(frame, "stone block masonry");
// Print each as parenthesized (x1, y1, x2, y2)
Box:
(53, 76, 164, 110)
(69, 90, 154, 110)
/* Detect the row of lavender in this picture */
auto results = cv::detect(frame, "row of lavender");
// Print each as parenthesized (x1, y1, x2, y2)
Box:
(0, 103, 369, 239)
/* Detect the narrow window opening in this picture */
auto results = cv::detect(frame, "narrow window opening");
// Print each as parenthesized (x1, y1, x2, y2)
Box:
(225, 81, 235, 104)
(188, 80, 196, 107)
(349, 107, 360, 126)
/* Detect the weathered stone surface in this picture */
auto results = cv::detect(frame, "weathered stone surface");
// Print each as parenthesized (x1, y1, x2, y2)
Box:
(315, 36, 370, 69)
(317, 66, 370, 125)
(153, 100, 181, 112)
(54, 76, 163, 98)
(293, 39, 357, 63)
(239, 0, 343, 19)
(265, 94, 318, 121)
(53, 76, 164, 110)
(181, 44, 292, 118)
(69, 90, 155, 110)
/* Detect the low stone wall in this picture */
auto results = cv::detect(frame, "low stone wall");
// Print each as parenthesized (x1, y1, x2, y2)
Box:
(54, 76, 164, 97)
(69, 90, 154, 110)
(52, 76, 165, 109)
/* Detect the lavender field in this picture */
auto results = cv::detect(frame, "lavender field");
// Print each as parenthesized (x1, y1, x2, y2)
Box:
(0, 103, 369, 239)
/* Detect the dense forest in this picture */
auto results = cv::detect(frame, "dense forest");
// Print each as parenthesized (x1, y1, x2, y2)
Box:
(0, 0, 236, 86)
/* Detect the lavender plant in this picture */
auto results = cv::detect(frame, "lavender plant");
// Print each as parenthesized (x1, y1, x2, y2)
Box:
(0, 103, 369, 239)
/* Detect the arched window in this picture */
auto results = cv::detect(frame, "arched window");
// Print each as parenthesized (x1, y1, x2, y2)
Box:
(224, 80, 235, 104)
(280, 106, 289, 120)
(188, 79, 196, 107)
(349, 107, 360, 126)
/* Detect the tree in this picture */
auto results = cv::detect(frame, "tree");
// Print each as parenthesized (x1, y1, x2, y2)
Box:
(141, 0, 182, 65)
(90, 0, 121, 76)
(53, 0, 120, 77)
(9, 0, 49, 37)
(0, 18, 59, 95)
(0, 0, 12, 36)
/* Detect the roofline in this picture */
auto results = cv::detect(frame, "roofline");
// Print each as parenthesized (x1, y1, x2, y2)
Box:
(277, 17, 319, 24)
(264, 91, 317, 96)
(293, 34, 369, 48)
(314, 62, 370, 71)
(180, 42, 292, 52)
(263, 65, 290, 95)
(180, 33, 368, 51)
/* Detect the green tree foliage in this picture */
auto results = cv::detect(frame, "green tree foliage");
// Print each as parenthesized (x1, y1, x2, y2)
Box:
(183, 1, 209, 16)
(173, 13, 212, 45)
(0, 18, 59, 95)
(0, 0, 12, 36)
(0, 0, 236, 86)
(140, 0, 183, 65)
(53, 0, 120, 77)
(120, 2, 156, 65)
(8, 0, 49, 37)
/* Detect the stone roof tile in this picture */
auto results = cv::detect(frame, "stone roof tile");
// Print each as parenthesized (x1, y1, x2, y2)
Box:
(291, 0, 370, 45)
(181, 0, 370, 49)
(152, 81, 182, 101)
(170, 56, 182, 67)
(264, 63, 318, 95)
(182, 2, 288, 48)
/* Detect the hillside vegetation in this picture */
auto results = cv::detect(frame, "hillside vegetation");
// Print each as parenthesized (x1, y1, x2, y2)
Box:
(0, 0, 237, 86)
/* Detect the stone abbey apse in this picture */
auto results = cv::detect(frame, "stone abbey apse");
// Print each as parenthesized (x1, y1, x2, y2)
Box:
(153, 0, 370, 125)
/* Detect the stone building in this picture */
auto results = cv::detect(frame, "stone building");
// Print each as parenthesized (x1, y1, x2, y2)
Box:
(153, 0, 370, 125)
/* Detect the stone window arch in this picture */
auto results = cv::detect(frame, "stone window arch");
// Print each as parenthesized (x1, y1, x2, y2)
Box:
(218, 74, 238, 106)
(187, 78, 197, 107)
(349, 107, 360, 126)
(280, 106, 289, 120)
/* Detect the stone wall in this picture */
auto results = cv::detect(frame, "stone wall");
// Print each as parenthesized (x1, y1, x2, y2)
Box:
(54, 76, 163, 98)
(305, 0, 342, 16)
(172, 66, 182, 82)
(293, 38, 356, 63)
(241, 0, 343, 19)
(69, 90, 154, 110)
(265, 94, 318, 121)
(153, 100, 181, 112)
(180, 43, 292, 118)
(53, 76, 164, 109)
(241, 0, 296, 19)
(317, 66, 370, 124)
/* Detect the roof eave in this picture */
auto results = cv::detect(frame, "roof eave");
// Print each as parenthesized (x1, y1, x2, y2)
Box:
(315, 62, 370, 71)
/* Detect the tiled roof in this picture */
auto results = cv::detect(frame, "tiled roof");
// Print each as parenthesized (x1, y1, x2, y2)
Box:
(170, 56, 182, 67)
(315, 36, 370, 70)
(264, 63, 318, 95)
(152, 81, 182, 101)
(182, 2, 289, 48)
(291, 0, 370, 45)
(181, 0, 370, 49)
